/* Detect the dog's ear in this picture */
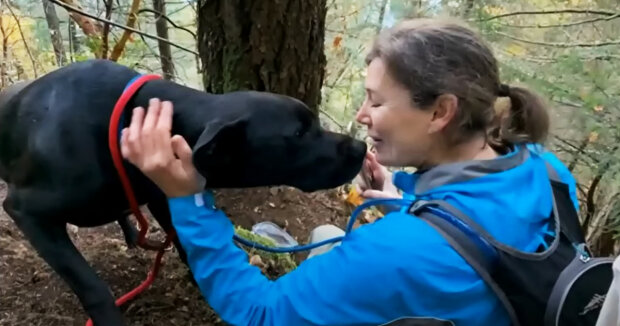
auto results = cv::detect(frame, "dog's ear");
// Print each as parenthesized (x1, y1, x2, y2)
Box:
(192, 118, 248, 173)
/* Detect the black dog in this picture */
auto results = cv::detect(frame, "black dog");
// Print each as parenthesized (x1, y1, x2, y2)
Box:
(0, 59, 366, 325)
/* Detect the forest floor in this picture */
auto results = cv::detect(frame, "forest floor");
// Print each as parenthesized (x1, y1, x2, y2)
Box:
(0, 181, 356, 326)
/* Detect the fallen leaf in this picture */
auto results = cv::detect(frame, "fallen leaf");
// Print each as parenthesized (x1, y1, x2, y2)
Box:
(589, 131, 599, 143)
(332, 35, 343, 49)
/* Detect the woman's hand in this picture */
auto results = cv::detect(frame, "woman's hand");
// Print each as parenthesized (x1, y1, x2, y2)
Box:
(353, 151, 400, 199)
(120, 98, 206, 198)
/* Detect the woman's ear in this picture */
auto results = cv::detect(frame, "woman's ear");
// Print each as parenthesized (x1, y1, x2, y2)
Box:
(428, 94, 458, 134)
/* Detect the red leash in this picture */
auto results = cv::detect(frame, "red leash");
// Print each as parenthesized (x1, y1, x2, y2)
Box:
(86, 74, 176, 326)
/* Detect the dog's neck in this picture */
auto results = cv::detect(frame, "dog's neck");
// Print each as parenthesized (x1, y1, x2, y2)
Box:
(127, 79, 221, 148)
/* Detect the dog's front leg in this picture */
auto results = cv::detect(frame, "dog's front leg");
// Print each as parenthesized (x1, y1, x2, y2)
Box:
(147, 196, 189, 267)
(4, 196, 125, 326)
(117, 215, 138, 248)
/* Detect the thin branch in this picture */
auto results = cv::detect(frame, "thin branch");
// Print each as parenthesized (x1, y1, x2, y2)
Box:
(101, 0, 113, 59)
(109, 0, 141, 61)
(582, 173, 604, 232)
(3, 0, 39, 77)
(319, 109, 345, 130)
(553, 135, 599, 164)
(47, 0, 198, 56)
(375, 0, 388, 34)
(137, 8, 196, 39)
(499, 13, 620, 28)
(478, 8, 617, 22)
(496, 31, 620, 48)
(568, 136, 589, 172)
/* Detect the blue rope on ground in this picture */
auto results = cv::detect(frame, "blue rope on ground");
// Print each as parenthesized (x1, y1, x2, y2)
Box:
(232, 198, 414, 253)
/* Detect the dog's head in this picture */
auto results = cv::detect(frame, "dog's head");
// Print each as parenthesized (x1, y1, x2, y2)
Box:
(192, 91, 366, 192)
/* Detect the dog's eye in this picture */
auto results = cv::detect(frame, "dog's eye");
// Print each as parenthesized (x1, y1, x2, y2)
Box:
(294, 128, 305, 137)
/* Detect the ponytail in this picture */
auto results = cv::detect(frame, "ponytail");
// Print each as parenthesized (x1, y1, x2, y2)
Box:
(488, 84, 550, 149)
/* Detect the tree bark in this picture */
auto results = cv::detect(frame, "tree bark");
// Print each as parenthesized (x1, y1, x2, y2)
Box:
(152, 0, 175, 80)
(0, 16, 7, 87)
(42, 0, 67, 66)
(197, 0, 327, 114)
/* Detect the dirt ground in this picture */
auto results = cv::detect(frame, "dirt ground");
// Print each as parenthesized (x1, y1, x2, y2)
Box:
(0, 182, 355, 326)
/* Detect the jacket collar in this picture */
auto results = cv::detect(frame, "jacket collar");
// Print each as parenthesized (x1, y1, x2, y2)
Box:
(393, 145, 529, 196)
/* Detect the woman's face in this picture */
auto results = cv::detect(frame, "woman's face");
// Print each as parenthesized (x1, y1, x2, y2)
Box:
(355, 58, 438, 168)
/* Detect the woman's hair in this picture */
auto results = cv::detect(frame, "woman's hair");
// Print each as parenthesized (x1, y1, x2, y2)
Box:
(365, 18, 549, 150)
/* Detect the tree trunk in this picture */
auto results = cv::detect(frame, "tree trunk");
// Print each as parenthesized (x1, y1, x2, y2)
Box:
(152, 0, 175, 80)
(197, 0, 327, 114)
(42, 0, 67, 66)
(0, 16, 7, 88)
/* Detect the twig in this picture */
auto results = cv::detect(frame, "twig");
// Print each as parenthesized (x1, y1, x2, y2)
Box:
(109, 0, 141, 61)
(137, 8, 196, 39)
(101, 0, 113, 59)
(478, 8, 617, 22)
(568, 136, 589, 172)
(319, 109, 345, 130)
(499, 13, 620, 28)
(496, 31, 620, 48)
(582, 173, 604, 232)
(47, 0, 198, 56)
(553, 135, 598, 164)
(3, 0, 39, 77)
(375, 0, 388, 34)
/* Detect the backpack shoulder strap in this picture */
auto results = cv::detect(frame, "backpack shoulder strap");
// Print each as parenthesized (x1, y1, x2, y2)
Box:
(410, 201, 522, 326)
(543, 161, 586, 246)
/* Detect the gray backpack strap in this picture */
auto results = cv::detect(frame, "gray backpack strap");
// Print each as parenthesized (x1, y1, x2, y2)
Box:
(410, 201, 522, 326)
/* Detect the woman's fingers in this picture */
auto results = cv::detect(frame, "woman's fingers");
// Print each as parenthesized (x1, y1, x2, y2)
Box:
(120, 128, 132, 161)
(365, 151, 386, 189)
(126, 107, 145, 159)
(361, 189, 398, 199)
(157, 101, 173, 132)
(142, 98, 161, 132)
(171, 135, 193, 168)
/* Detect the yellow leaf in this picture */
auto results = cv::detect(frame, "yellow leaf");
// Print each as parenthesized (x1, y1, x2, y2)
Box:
(483, 5, 506, 16)
(589, 131, 599, 143)
(594, 105, 604, 112)
(345, 187, 364, 206)
(506, 43, 526, 56)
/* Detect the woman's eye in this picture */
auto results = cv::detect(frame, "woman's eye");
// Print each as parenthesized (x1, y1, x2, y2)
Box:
(371, 103, 382, 108)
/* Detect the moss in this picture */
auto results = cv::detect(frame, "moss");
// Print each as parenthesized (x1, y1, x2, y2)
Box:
(234, 226, 297, 278)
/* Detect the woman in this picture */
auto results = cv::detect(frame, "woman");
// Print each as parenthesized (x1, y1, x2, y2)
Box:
(120, 18, 578, 326)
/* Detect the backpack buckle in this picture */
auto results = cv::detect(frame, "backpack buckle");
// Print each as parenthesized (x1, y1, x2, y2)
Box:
(573, 243, 591, 262)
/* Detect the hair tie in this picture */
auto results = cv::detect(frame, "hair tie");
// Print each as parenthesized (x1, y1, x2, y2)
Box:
(498, 84, 510, 97)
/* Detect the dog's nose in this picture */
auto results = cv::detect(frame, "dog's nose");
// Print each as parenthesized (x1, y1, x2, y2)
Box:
(351, 139, 367, 156)
(339, 138, 366, 159)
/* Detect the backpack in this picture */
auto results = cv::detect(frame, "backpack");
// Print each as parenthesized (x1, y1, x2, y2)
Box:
(409, 163, 615, 326)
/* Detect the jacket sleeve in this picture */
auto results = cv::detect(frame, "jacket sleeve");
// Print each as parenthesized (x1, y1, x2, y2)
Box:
(166, 192, 490, 326)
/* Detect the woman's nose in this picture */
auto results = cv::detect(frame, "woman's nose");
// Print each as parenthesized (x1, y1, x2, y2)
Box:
(355, 105, 371, 126)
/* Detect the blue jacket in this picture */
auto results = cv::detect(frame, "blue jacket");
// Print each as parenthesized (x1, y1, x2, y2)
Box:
(168, 144, 579, 326)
